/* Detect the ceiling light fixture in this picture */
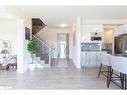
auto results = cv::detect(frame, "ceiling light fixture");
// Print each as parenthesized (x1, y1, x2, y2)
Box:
(59, 24, 67, 28)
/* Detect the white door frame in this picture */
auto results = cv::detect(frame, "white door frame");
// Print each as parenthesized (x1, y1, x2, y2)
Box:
(57, 33, 69, 59)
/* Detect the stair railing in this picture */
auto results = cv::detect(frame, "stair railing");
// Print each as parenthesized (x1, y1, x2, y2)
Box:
(32, 34, 51, 66)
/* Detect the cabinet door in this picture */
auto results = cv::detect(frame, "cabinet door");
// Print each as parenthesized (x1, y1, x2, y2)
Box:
(81, 52, 91, 67)
(114, 26, 124, 36)
(89, 52, 96, 65)
(114, 27, 119, 37)
(82, 51, 105, 67)
(117, 26, 122, 35)
(81, 52, 99, 67)
(120, 25, 125, 34)
(96, 52, 102, 65)
(89, 52, 101, 66)
(81, 52, 87, 67)
(122, 24, 127, 34)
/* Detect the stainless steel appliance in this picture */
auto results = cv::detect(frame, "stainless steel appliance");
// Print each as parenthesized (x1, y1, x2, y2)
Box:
(91, 32, 102, 41)
(91, 37, 102, 41)
(114, 34, 127, 54)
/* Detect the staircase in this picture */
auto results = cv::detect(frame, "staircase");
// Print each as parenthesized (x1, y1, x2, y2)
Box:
(32, 18, 53, 68)
(32, 34, 51, 67)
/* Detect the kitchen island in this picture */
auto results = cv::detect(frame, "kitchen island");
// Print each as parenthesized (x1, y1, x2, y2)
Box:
(114, 53, 127, 57)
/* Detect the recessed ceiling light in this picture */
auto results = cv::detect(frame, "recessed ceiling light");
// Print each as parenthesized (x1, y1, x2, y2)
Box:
(59, 24, 67, 28)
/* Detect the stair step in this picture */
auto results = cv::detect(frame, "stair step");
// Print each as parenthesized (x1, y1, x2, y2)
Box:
(43, 63, 50, 68)
(37, 60, 45, 65)
(40, 56, 48, 60)
(0, 65, 6, 70)
(36, 53, 41, 57)
(32, 33, 51, 68)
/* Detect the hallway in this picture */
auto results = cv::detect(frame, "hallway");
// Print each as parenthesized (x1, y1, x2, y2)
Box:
(51, 59, 74, 67)
(0, 59, 119, 89)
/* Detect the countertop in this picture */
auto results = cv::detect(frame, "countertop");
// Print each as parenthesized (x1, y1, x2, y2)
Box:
(81, 50, 107, 52)
(114, 53, 127, 57)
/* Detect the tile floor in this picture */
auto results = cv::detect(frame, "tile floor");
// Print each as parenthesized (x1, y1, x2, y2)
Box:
(0, 59, 120, 89)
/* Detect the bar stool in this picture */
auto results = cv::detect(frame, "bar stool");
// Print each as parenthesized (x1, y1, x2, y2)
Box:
(97, 52, 111, 88)
(109, 56, 127, 89)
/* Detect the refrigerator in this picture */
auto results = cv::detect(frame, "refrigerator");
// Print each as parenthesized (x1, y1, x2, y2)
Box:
(114, 34, 127, 54)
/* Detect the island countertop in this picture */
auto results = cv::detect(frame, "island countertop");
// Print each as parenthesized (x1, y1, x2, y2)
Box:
(114, 53, 127, 57)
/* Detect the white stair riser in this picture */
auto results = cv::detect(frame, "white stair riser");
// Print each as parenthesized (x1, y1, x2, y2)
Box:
(33, 52, 50, 68)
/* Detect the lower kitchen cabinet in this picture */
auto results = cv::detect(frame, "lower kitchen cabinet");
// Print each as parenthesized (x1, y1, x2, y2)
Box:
(81, 51, 102, 67)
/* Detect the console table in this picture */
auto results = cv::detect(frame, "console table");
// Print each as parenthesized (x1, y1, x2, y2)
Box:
(6, 63, 17, 71)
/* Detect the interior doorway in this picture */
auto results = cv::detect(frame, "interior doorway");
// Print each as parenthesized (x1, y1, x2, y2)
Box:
(103, 28, 113, 54)
(57, 33, 69, 59)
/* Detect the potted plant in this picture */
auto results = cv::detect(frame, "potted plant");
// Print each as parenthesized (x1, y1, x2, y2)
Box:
(27, 39, 38, 71)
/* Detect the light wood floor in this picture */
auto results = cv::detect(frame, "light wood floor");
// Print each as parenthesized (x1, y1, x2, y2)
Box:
(0, 59, 120, 89)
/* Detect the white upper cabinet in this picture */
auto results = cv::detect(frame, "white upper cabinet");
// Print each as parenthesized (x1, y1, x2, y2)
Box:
(114, 26, 122, 36)
(81, 24, 103, 43)
(114, 24, 127, 37)
(122, 24, 127, 34)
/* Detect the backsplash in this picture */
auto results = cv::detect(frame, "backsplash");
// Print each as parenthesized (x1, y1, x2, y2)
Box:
(81, 43, 101, 51)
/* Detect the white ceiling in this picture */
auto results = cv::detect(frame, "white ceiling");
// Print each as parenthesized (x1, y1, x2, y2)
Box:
(18, 6, 127, 27)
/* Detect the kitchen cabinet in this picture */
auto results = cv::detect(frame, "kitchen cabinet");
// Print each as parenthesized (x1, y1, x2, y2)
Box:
(114, 27, 120, 37)
(114, 24, 127, 37)
(122, 24, 127, 34)
(81, 51, 102, 67)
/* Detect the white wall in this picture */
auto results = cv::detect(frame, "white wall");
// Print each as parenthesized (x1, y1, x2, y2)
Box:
(72, 17, 81, 69)
(37, 27, 73, 59)
(0, 7, 32, 73)
(0, 19, 17, 55)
